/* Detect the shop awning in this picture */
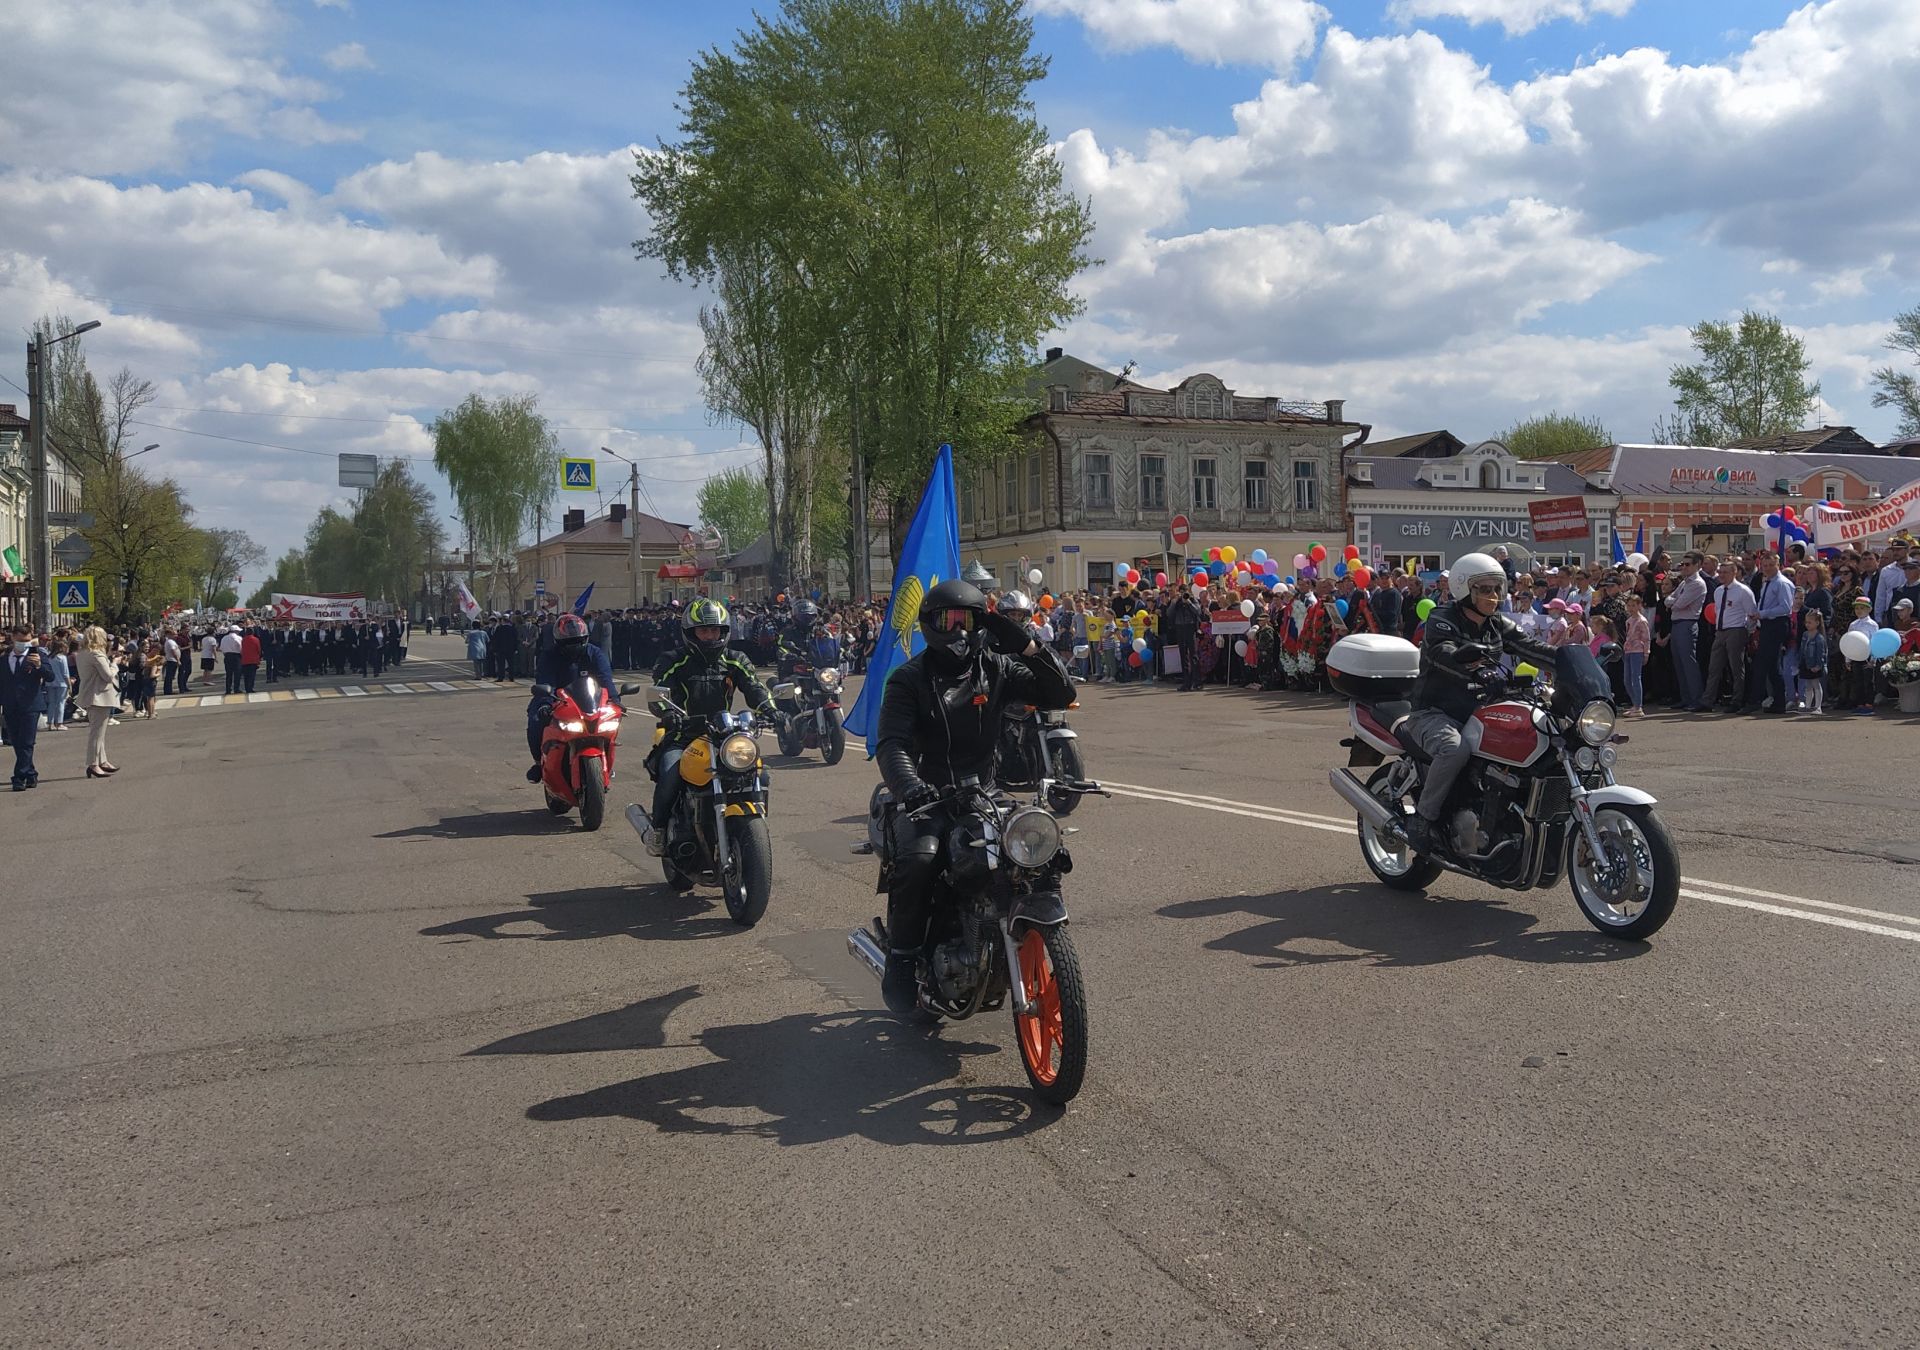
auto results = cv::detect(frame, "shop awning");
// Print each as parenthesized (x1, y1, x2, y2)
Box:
(657, 563, 704, 579)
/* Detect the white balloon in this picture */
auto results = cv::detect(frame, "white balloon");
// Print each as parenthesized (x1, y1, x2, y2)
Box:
(1027, 568, 1043, 586)
(1233, 640, 1248, 657)
(1131, 636, 1147, 652)
(1840, 629, 1872, 663)
(1192, 582, 1207, 599)
(1239, 599, 1255, 618)
(1625, 552, 1649, 569)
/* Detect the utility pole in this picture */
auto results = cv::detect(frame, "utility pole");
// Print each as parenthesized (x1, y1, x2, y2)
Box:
(24, 319, 101, 629)
(600, 446, 641, 608)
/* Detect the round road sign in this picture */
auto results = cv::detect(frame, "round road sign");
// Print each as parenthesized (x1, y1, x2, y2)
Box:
(1169, 514, 1191, 548)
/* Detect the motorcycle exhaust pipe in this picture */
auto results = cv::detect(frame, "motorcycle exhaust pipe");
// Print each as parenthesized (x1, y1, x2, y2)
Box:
(846, 928, 887, 985)
(1329, 767, 1398, 833)
(624, 803, 651, 840)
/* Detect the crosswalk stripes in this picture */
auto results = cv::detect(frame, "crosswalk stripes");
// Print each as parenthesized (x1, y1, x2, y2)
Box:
(151, 678, 511, 716)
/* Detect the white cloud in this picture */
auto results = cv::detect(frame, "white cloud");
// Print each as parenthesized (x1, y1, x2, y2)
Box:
(0, 0, 355, 176)
(1029, 0, 1327, 69)
(321, 41, 373, 71)
(1387, 0, 1634, 37)
(0, 173, 496, 333)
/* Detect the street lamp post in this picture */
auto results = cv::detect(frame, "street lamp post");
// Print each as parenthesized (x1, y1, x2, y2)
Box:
(25, 318, 101, 628)
(600, 446, 642, 608)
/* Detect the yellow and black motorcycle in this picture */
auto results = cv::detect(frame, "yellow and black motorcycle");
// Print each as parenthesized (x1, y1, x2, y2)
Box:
(629, 695, 774, 926)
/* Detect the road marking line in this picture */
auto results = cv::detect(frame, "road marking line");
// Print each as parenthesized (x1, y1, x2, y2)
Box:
(1112, 776, 1920, 946)
(341, 686, 367, 697)
(1682, 890, 1920, 944)
(155, 698, 179, 710)
(316, 688, 342, 698)
(293, 688, 318, 700)
(385, 683, 415, 694)
(427, 681, 457, 692)
(247, 692, 271, 703)
(199, 695, 224, 708)
(268, 691, 294, 702)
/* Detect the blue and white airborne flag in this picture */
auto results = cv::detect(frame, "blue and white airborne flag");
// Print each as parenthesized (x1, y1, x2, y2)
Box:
(844, 443, 961, 757)
(572, 581, 595, 616)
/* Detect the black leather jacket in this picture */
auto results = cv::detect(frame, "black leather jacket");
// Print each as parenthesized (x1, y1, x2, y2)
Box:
(1411, 599, 1556, 722)
(876, 646, 1075, 797)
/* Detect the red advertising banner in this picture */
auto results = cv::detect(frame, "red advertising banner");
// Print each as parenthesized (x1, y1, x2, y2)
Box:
(1527, 496, 1589, 542)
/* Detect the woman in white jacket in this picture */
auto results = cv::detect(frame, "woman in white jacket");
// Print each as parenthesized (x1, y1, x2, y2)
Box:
(74, 626, 120, 778)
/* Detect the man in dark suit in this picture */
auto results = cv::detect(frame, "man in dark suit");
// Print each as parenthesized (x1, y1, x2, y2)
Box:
(490, 615, 520, 682)
(2, 626, 53, 791)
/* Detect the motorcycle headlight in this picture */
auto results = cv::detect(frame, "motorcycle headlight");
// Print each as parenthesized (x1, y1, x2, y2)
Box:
(816, 667, 842, 691)
(595, 711, 621, 729)
(719, 731, 759, 773)
(1575, 700, 1616, 745)
(1003, 806, 1062, 870)
(555, 718, 585, 733)
(1573, 746, 1599, 771)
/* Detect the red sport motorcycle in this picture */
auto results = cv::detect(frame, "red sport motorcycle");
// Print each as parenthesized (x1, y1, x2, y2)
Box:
(1325, 634, 1679, 940)
(536, 673, 640, 832)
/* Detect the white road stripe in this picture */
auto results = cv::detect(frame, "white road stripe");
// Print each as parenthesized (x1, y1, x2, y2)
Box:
(247, 692, 270, 703)
(341, 686, 367, 697)
(427, 681, 458, 692)
(198, 695, 224, 708)
(293, 688, 318, 700)
(1681, 891, 1920, 944)
(1108, 776, 1920, 945)
(385, 683, 414, 694)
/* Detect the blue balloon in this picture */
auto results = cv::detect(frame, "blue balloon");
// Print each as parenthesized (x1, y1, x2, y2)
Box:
(1335, 599, 1349, 619)
(1251, 549, 1268, 564)
(1764, 513, 1782, 528)
(1334, 560, 1348, 577)
(1870, 628, 1901, 659)
(1285, 575, 1295, 585)
(1208, 561, 1227, 577)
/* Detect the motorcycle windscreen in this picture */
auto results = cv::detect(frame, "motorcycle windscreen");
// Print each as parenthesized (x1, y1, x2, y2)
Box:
(1551, 645, 1613, 713)
(567, 674, 603, 712)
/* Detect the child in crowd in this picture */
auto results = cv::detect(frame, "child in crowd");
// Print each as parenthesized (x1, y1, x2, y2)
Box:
(1545, 598, 1570, 647)
(1083, 605, 1107, 681)
(1587, 613, 1613, 656)
(1798, 610, 1828, 715)
(1844, 595, 1878, 714)
(1564, 602, 1591, 649)
(1622, 593, 1650, 718)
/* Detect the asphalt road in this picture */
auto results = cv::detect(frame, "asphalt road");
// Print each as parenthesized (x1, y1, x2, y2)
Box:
(5, 633, 1916, 1349)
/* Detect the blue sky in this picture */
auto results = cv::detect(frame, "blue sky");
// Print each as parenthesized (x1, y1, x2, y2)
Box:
(4, 0, 1916, 569)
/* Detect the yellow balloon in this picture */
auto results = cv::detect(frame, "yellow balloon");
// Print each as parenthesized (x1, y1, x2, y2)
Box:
(1221, 545, 1237, 564)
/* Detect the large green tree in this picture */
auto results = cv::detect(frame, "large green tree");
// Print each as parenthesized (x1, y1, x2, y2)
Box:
(268, 463, 444, 609)
(187, 527, 267, 613)
(696, 464, 771, 555)
(1870, 307, 1920, 439)
(431, 393, 560, 605)
(1499, 411, 1612, 460)
(634, 0, 1094, 549)
(1667, 310, 1821, 444)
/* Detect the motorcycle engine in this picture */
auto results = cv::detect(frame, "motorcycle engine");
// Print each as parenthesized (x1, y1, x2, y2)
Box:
(930, 937, 984, 1003)
(1449, 808, 1491, 858)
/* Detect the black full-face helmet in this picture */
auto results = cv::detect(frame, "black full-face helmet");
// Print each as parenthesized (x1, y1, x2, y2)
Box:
(683, 598, 731, 656)
(792, 600, 820, 627)
(553, 612, 589, 657)
(917, 578, 988, 673)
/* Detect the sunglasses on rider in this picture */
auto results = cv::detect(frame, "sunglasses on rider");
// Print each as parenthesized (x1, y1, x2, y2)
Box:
(1469, 582, 1502, 597)
(928, 608, 976, 633)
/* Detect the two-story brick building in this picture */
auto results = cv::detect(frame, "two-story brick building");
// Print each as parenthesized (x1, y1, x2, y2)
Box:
(957, 351, 1363, 592)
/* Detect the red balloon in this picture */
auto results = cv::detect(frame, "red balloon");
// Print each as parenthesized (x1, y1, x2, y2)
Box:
(1351, 566, 1372, 589)
(1309, 545, 1328, 563)
(1154, 571, 1168, 587)
(1128, 651, 1144, 667)
(1703, 601, 1717, 625)
(1782, 505, 1796, 521)
(1207, 547, 1222, 562)
(1345, 544, 1361, 559)
(1125, 568, 1140, 583)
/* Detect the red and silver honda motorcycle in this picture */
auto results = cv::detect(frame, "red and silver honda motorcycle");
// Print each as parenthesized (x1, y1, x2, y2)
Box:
(1325, 634, 1679, 940)
(536, 673, 638, 832)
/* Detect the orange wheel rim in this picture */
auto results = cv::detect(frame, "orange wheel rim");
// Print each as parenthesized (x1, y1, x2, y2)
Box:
(1014, 930, 1062, 1085)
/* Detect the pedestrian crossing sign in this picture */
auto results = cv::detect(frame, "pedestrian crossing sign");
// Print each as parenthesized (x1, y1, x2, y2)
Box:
(52, 576, 94, 613)
(561, 458, 596, 491)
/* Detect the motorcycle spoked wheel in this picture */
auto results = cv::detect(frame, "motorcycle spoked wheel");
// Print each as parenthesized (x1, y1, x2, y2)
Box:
(720, 816, 774, 927)
(1012, 926, 1088, 1106)
(1046, 740, 1086, 816)
(1357, 763, 1444, 891)
(1567, 804, 1679, 940)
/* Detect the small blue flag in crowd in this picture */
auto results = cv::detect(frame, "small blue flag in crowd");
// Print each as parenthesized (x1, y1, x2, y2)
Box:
(572, 582, 595, 616)
(844, 444, 961, 757)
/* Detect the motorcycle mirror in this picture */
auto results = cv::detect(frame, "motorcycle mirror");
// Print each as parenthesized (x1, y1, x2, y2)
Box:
(531, 683, 553, 697)
(617, 683, 643, 696)
(1595, 641, 1624, 667)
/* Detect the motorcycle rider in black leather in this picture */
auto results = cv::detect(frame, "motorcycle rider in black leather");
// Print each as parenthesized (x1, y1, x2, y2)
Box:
(874, 578, 1075, 1016)
(1402, 551, 1556, 856)
(635, 598, 778, 857)
(776, 600, 821, 678)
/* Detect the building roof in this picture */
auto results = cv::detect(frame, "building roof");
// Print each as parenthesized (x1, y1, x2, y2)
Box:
(0, 404, 28, 433)
(1351, 453, 1597, 496)
(1025, 351, 1356, 430)
(1555, 443, 1920, 497)
(1362, 430, 1465, 459)
(724, 532, 774, 570)
(1725, 425, 1881, 456)
(530, 508, 690, 551)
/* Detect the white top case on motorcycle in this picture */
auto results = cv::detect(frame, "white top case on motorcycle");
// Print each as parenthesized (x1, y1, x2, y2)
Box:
(1326, 633, 1421, 702)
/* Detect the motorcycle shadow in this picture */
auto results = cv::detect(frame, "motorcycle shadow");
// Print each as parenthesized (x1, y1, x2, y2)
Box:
(469, 985, 702, 1056)
(420, 885, 743, 944)
(377, 809, 578, 841)
(1159, 883, 1648, 968)
(525, 1011, 1050, 1145)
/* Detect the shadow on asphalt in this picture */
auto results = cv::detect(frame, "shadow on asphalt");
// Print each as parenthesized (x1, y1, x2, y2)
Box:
(525, 1011, 1053, 1144)
(420, 885, 743, 943)
(1160, 883, 1647, 967)
(377, 809, 579, 840)
(470, 985, 702, 1055)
